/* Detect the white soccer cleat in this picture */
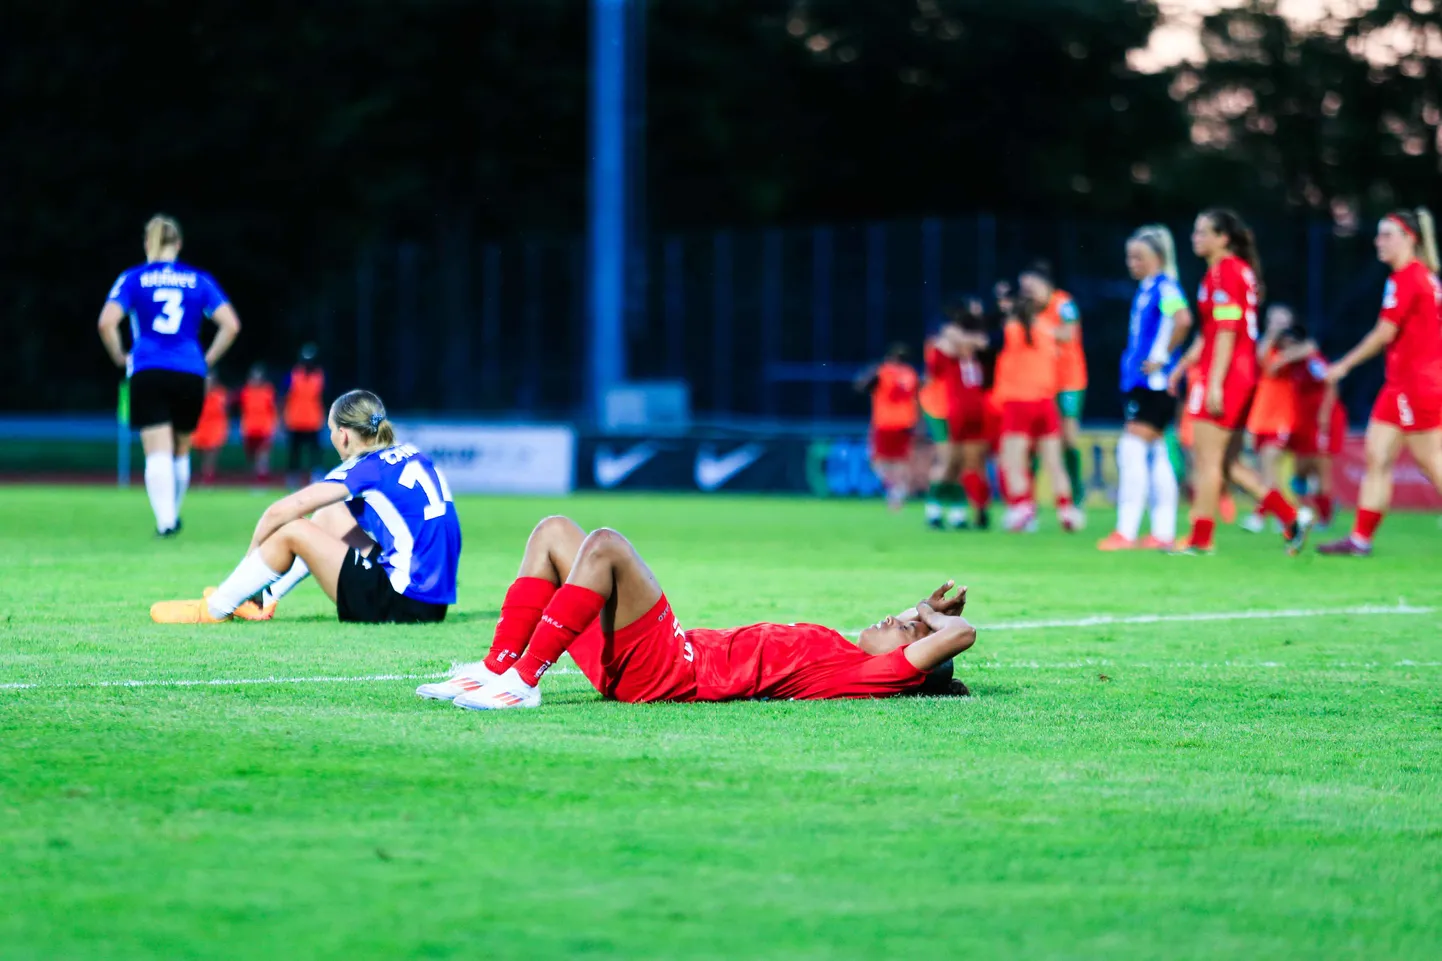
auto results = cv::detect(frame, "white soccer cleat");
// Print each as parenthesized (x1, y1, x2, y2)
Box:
(453, 668, 541, 711)
(1003, 503, 1037, 533)
(416, 661, 498, 701)
(1059, 505, 1086, 532)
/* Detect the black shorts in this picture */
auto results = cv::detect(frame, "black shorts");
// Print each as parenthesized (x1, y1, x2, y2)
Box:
(1124, 387, 1175, 433)
(335, 549, 448, 625)
(130, 368, 205, 432)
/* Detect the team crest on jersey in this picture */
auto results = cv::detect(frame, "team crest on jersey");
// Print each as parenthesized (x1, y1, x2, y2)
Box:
(1213, 290, 1230, 304)
(1382, 279, 1397, 310)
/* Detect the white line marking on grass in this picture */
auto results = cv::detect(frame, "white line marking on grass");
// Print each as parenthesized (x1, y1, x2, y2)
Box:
(0, 604, 1432, 693)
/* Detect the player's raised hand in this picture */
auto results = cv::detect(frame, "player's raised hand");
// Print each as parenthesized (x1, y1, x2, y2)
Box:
(924, 580, 967, 616)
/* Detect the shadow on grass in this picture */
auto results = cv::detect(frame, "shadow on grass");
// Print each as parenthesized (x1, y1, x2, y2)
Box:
(281, 609, 500, 625)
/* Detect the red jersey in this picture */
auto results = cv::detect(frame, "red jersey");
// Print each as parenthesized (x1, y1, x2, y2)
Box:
(1196, 255, 1260, 389)
(1379, 260, 1442, 398)
(688, 622, 925, 701)
(1291, 349, 1330, 416)
(925, 343, 981, 414)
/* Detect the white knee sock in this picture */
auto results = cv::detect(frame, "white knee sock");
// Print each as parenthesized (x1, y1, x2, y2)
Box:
(173, 454, 191, 518)
(145, 453, 177, 533)
(262, 557, 311, 606)
(1149, 438, 1179, 542)
(1115, 433, 1149, 540)
(208, 552, 283, 619)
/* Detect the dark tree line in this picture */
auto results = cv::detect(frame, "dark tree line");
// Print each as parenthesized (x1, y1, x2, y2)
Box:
(1, 0, 1438, 410)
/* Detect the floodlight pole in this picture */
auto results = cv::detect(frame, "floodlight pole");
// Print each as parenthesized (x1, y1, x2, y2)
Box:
(588, 0, 633, 422)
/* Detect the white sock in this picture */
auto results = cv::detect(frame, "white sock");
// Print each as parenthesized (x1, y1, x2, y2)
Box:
(1115, 433, 1148, 540)
(1148, 439, 1179, 542)
(173, 454, 191, 518)
(262, 557, 310, 606)
(145, 453, 177, 532)
(208, 552, 283, 619)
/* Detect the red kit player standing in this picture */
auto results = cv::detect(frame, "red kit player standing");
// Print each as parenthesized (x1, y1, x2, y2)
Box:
(1167, 208, 1310, 555)
(417, 517, 976, 709)
(1319, 208, 1442, 556)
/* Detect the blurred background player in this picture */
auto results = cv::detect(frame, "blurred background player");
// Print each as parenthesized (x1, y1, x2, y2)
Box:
(283, 343, 327, 486)
(192, 373, 231, 485)
(239, 363, 277, 482)
(980, 295, 1081, 532)
(1021, 263, 1087, 505)
(924, 298, 995, 530)
(919, 329, 956, 527)
(1099, 225, 1191, 551)
(151, 390, 461, 624)
(419, 516, 974, 709)
(1285, 328, 1346, 530)
(1169, 208, 1308, 555)
(96, 214, 241, 536)
(1240, 305, 1300, 533)
(855, 344, 919, 512)
(1320, 208, 1442, 556)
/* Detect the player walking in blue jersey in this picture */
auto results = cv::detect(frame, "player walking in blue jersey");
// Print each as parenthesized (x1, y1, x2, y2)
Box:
(1098, 225, 1194, 551)
(150, 390, 463, 624)
(97, 215, 242, 536)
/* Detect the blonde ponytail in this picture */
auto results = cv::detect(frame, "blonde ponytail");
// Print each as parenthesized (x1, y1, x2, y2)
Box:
(144, 214, 182, 262)
(1417, 207, 1440, 274)
(1131, 224, 1180, 280)
(330, 389, 396, 449)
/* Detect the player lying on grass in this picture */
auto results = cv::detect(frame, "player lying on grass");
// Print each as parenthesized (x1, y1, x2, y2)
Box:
(417, 516, 975, 709)
(150, 390, 461, 625)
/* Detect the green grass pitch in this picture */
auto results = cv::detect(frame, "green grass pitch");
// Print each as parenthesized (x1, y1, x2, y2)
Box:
(3, 486, 1440, 960)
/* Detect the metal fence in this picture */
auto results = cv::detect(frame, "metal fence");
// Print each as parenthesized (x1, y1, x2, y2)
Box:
(314, 213, 1394, 425)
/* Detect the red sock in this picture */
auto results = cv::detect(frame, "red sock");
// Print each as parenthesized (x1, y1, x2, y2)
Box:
(1259, 489, 1298, 527)
(483, 577, 557, 675)
(1056, 493, 1073, 509)
(1353, 508, 1383, 545)
(1190, 517, 1216, 549)
(962, 470, 990, 509)
(1315, 493, 1334, 526)
(513, 584, 608, 686)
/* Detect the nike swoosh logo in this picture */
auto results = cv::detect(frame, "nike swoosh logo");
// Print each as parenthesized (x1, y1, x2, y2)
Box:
(694, 444, 764, 491)
(594, 444, 658, 488)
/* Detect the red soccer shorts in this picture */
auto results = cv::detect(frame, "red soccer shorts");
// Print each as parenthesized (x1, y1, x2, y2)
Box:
(1000, 399, 1061, 440)
(870, 427, 914, 462)
(1372, 385, 1442, 433)
(1252, 431, 1288, 451)
(1186, 377, 1256, 433)
(565, 594, 698, 704)
(946, 392, 990, 444)
(1290, 405, 1348, 456)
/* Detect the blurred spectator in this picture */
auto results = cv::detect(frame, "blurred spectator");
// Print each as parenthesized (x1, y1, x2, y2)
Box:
(239, 364, 277, 481)
(192, 373, 231, 484)
(283, 343, 327, 484)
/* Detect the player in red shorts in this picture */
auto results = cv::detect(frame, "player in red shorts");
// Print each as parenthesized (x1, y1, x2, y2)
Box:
(416, 516, 976, 709)
(1167, 208, 1310, 555)
(1319, 208, 1442, 556)
(1268, 325, 1347, 529)
(856, 344, 919, 512)
(932, 302, 997, 529)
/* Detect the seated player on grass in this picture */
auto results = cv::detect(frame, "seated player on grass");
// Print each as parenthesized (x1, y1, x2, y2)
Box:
(417, 516, 975, 709)
(150, 389, 461, 625)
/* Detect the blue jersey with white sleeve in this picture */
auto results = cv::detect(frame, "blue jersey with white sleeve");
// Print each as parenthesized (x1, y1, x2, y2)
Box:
(1120, 274, 1189, 392)
(326, 444, 462, 606)
(106, 260, 228, 377)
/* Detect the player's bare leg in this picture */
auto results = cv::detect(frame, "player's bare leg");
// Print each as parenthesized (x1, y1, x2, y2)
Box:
(1037, 435, 1082, 532)
(421, 515, 588, 700)
(1321, 422, 1417, 556)
(999, 434, 1035, 531)
(456, 527, 665, 710)
(140, 423, 180, 536)
(1223, 429, 1310, 552)
(150, 515, 354, 624)
(1241, 443, 1283, 532)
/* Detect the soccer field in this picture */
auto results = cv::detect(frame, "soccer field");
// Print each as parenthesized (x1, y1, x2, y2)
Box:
(4, 487, 1440, 960)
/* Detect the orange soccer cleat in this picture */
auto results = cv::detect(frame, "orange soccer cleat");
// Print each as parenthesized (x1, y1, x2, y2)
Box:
(1096, 532, 1138, 551)
(204, 587, 276, 622)
(1139, 535, 1175, 551)
(149, 598, 229, 624)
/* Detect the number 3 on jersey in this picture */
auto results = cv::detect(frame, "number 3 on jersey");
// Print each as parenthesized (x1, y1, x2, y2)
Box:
(399, 460, 454, 520)
(152, 288, 185, 334)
